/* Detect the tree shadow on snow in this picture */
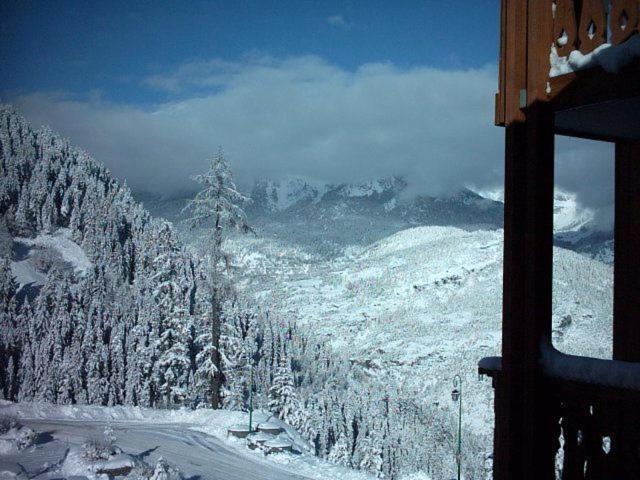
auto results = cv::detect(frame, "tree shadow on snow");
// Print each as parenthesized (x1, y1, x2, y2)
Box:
(34, 430, 55, 445)
(133, 445, 160, 460)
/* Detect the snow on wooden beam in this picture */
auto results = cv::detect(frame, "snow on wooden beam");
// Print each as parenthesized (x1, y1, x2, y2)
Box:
(540, 342, 640, 391)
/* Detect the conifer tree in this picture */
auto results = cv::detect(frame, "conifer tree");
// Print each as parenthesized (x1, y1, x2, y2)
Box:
(183, 148, 250, 408)
(268, 350, 299, 423)
(328, 434, 352, 467)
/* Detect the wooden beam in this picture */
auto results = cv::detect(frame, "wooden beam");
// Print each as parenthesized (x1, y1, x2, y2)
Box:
(503, 0, 527, 125)
(494, 4, 528, 477)
(494, 0, 558, 475)
(553, 127, 628, 143)
(548, 64, 640, 111)
(495, 0, 507, 126)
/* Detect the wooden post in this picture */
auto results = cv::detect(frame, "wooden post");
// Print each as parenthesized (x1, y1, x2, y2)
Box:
(494, 0, 556, 478)
(613, 141, 640, 480)
(498, 102, 555, 480)
(614, 141, 640, 362)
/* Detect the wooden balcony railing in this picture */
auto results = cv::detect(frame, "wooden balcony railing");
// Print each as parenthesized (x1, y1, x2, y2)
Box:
(553, 0, 639, 59)
(479, 348, 640, 480)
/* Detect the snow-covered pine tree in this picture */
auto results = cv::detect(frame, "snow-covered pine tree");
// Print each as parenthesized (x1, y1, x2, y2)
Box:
(157, 312, 191, 407)
(328, 433, 352, 467)
(182, 148, 251, 408)
(357, 433, 385, 479)
(268, 349, 300, 424)
(152, 248, 192, 408)
(219, 306, 249, 410)
(0, 258, 17, 399)
(0, 216, 12, 258)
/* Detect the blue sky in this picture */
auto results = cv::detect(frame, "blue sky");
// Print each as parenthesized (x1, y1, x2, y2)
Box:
(1, 0, 499, 104)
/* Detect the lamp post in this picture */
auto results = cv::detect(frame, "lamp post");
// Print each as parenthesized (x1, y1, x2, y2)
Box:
(451, 375, 462, 480)
(248, 363, 254, 433)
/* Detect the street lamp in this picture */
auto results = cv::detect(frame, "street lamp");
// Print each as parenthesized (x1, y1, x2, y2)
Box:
(248, 363, 254, 433)
(452, 375, 462, 480)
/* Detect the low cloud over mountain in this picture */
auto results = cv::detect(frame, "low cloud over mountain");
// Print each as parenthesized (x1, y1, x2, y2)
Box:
(13, 55, 613, 227)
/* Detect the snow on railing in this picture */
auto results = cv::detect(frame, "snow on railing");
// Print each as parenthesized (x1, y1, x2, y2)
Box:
(541, 340, 640, 480)
(477, 356, 502, 375)
(540, 342, 640, 391)
(480, 344, 640, 391)
(550, 0, 640, 77)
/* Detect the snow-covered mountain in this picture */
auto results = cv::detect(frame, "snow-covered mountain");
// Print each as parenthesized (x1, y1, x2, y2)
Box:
(145, 177, 614, 263)
(553, 190, 594, 233)
(552, 191, 613, 263)
(477, 187, 613, 264)
(248, 176, 503, 227)
(139, 176, 505, 255)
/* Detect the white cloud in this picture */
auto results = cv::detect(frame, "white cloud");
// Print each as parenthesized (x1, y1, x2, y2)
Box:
(11, 54, 615, 226)
(555, 136, 614, 230)
(326, 15, 350, 30)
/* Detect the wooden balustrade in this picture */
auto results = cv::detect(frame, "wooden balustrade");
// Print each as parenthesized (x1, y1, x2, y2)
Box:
(553, 385, 640, 479)
(479, 359, 640, 480)
(552, 0, 640, 57)
(554, 0, 579, 57)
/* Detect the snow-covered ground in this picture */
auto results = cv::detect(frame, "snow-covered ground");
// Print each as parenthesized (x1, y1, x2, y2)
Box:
(228, 225, 613, 441)
(0, 401, 374, 480)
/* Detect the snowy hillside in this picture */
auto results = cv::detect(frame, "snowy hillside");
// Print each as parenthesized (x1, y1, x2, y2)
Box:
(228, 226, 613, 442)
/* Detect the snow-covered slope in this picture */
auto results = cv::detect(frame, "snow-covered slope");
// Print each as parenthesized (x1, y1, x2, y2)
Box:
(10, 228, 92, 297)
(0, 402, 373, 480)
(229, 226, 613, 440)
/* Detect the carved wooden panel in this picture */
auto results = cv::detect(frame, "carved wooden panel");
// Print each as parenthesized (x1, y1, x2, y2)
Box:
(578, 0, 607, 53)
(610, 0, 639, 45)
(553, 0, 578, 57)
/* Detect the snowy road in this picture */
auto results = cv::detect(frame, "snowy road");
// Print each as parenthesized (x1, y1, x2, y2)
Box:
(15, 419, 311, 480)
